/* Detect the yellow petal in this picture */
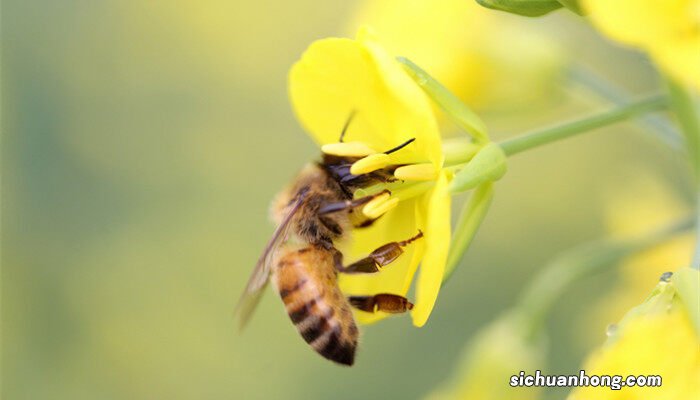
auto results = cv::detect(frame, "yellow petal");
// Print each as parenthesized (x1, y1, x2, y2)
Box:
(288, 31, 443, 167)
(581, 0, 688, 46)
(653, 36, 700, 91)
(411, 170, 451, 327)
(582, 0, 700, 90)
(321, 141, 377, 157)
(347, 0, 565, 111)
(570, 269, 700, 399)
(569, 312, 699, 399)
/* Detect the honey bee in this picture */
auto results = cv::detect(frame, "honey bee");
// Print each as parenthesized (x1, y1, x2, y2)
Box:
(235, 116, 423, 366)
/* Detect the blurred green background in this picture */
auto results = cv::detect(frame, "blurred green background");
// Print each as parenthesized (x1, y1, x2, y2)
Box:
(2, 1, 691, 399)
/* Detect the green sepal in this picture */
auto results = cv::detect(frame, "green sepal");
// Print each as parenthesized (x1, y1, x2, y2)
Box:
(449, 143, 507, 193)
(556, 0, 584, 14)
(443, 138, 482, 166)
(476, 0, 562, 17)
(442, 183, 494, 283)
(397, 57, 489, 143)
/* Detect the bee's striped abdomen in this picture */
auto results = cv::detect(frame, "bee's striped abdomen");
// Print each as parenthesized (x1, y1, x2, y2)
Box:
(273, 247, 358, 366)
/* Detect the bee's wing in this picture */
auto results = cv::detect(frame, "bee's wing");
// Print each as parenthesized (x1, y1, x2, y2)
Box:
(234, 194, 305, 330)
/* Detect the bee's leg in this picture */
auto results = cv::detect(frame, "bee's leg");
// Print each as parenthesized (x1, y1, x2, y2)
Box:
(336, 231, 423, 273)
(318, 189, 390, 215)
(348, 294, 413, 313)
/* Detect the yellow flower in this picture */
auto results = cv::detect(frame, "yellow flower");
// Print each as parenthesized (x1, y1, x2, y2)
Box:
(578, 179, 693, 346)
(584, 234, 695, 340)
(582, 0, 700, 90)
(347, 0, 565, 111)
(568, 269, 700, 400)
(425, 314, 545, 400)
(288, 28, 451, 327)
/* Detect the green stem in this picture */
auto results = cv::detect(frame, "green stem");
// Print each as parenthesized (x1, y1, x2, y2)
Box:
(499, 95, 669, 156)
(667, 79, 700, 182)
(567, 66, 682, 149)
(517, 215, 694, 340)
(695, 196, 700, 269)
(666, 78, 700, 269)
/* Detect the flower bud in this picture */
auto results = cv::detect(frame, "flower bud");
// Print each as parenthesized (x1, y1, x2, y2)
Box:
(449, 143, 507, 193)
(568, 268, 700, 399)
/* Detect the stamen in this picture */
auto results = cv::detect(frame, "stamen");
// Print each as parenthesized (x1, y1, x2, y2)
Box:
(362, 191, 390, 212)
(321, 142, 377, 157)
(362, 192, 399, 219)
(338, 110, 357, 142)
(392, 181, 435, 202)
(350, 153, 392, 175)
(393, 164, 438, 181)
(384, 137, 415, 154)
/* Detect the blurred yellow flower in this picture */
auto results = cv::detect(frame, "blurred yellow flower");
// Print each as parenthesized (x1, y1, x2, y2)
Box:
(579, 178, 693, 345)
(425, 314, 545, 400)
(347, 0, 565, 112)
(568, 269, 700, 400)
(586, 235, 695, 337)
(582, 0, 700, 90)
(602, 177, 689, 240)
(288, 29, 451, 327)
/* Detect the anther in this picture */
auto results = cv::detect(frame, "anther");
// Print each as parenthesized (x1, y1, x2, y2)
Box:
(362, 192, 399, 219)
(350, 153, 392, 175)
(393, 163, 438, 181)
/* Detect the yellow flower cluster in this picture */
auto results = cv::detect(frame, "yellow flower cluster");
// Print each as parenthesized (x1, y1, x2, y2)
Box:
(581, 180, 693, 342)
(347, 0, 564, 111)
(582, 0, 700, 90)
(569, 268, 700, 400)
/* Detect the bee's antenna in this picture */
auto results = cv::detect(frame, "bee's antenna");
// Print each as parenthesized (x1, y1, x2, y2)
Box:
(338, 110, 357, 143)
(384, 137, 416, 154)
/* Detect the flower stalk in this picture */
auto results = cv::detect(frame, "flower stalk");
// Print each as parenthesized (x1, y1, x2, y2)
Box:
(695, 196, 700, 270)
(665, 78, 700, 269)
(667, 79, 700, 181)
(498, 95, 669, 156)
